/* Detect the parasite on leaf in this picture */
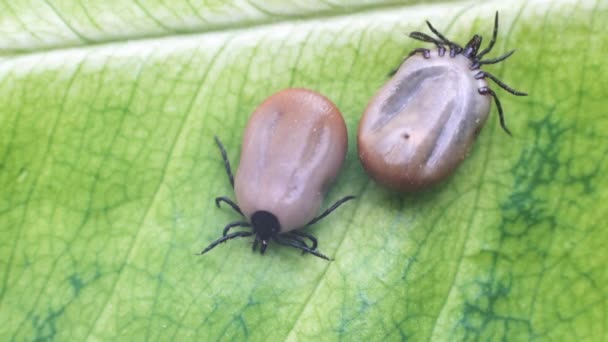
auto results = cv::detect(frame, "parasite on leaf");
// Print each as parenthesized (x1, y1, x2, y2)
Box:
(357, 12, 527, 192)
(199, 88, 354, 260)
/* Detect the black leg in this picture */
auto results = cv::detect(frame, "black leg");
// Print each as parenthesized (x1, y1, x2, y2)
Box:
(306, 195, 355, 227)
(214, 136, 235, 189)
(282, 234, 312, 255)
(252, 237, 259, 251)
(449, 44, 463, 57)
(475, 71, 528, 96)
(408, 48, 431, 59)
(409, 31, 439, 43)
(425, 20, 463, 51)
(478, 87, 511, 136)
(222, 221, 251, 236)
(198, 231, 253, 255)
(274, 236, 331, 261)
(288, 231, 318, 251)
(409, 32, 446, 56)
(388, 48, 431, 77)
(283, 234, 310, 248)
(215, 196, 245, 217)
(476, 11, 499, 59)
(411, 20, 463, 57)
(437, 45, 446, 57)
(477, 50, 515, 67)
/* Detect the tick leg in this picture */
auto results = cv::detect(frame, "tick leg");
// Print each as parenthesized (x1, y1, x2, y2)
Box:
(285, 235, 310, 248)
(475, 71, 527, 96)
(409, 31, 439, 43)
(282, 234, 312, 255)
(215, 196, 245, 217)
(449, 44, 463, 57)
(395, 48, 431, 77)
(408, 48, 431, 59)
(409, 32, 446, 56)
(306, 195, 355, 227)
(274, 236, 331, 261)
(437, 45, 446, 57)
(214, 136, 235, 189)
(476, 11, 499, 59)
(409, 31, 439, 44)
(425, 20, 463, 51)
(478, 87, 511, 136)
(477, 50, 515, 67)
(198, 231, 253, 255)
(222, 221, 251, 236)
(288, 231, 318, 251)
(388, 48, 431, 77)
(419, 19, 463, 57)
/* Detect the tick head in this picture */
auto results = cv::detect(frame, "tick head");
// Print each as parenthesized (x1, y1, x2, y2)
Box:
(250, 210, 281, 253)
(463, 34, 482, 59)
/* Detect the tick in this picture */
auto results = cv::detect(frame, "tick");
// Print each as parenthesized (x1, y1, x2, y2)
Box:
(199, 88, 354, 260)
(357, 12, 527, 191)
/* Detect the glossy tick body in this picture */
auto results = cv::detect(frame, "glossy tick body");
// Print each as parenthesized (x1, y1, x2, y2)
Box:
(199, 88, 354, 260)
(358, 12, 527, 192)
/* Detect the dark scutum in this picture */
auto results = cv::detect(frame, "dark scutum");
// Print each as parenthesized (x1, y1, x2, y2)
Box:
(251, 211, 281, 240)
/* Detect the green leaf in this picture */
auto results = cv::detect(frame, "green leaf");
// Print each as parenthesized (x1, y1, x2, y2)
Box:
(1, 0, 606, 340)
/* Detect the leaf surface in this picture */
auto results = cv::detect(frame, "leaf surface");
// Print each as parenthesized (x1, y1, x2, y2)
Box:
(0, 0, 606, 340)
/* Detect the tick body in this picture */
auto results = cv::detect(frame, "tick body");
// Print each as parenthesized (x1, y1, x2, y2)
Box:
(200, 88, 354, 260)
(358, 12, 527, 191)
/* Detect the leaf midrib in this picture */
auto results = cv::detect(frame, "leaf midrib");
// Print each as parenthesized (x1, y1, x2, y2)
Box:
(2, 0, 428, 57)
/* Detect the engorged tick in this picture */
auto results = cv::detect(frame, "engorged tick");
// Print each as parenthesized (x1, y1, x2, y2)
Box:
(357, 12, 527, 192)
(199, 88, 355, 260)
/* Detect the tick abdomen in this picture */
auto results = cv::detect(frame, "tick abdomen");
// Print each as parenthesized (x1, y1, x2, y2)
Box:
(359, 52, 491, 191)
(236, 89, 347, 231)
